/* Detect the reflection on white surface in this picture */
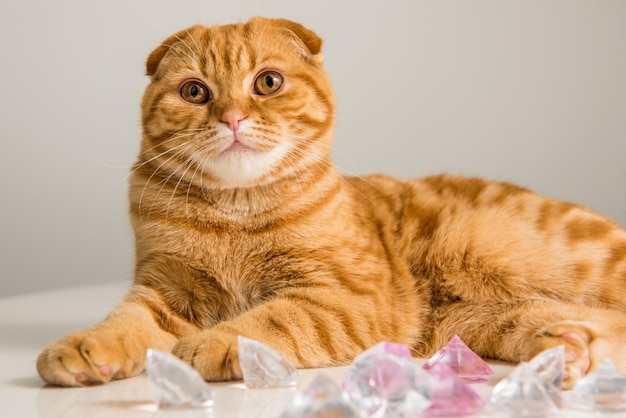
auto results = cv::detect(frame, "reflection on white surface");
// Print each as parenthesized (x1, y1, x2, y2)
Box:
(0, 282, 605, 418)
(33, 372, 331, 418)
(235, 386, 296, 418)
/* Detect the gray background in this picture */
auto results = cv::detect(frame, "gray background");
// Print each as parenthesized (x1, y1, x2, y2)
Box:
(1, 1, 625, 297)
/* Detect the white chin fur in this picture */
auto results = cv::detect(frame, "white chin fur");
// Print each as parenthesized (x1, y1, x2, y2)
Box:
(203, 143, 289, 188)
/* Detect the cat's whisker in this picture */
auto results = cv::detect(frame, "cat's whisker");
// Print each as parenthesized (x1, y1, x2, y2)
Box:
(147, 161, 186, 221)
(284, 133, 366, 177)
(331, 148, 366, 177)
(165, 155, 198, 222)
(173, 30, 204, 62)
(285, 145, 378, 206)
(185, 152, 210, 219)
(136, 139, 197, 209)
(168, 144, 209, 221)
(198, 154, 210, 202)
(140, 140, 201, 220)
(274, 154, 305, 196)
(307, 153, 386, 199)
(121, 130, 206, 189)
(88, 156, 134, 171)
(183, 30, 205, 65)
(137, 129, 205, 163)
(165, 42, 201, 68)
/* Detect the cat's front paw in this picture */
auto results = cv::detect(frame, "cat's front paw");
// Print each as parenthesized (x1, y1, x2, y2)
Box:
(37, 329, 144, 387)
(173, 329, 242, 381)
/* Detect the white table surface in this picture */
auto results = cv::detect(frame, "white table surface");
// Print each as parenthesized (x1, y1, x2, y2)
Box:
(0, 282, 607, 418)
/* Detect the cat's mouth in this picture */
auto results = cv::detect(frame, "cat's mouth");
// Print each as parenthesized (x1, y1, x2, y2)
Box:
(219, 139, 256, 156)
(201, 133, 288, 188)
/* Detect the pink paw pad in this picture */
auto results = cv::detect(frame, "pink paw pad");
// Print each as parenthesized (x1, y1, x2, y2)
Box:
(560, 331, 590, 379)
(75, 372, 89, 383)
(99, 365, 113, 376)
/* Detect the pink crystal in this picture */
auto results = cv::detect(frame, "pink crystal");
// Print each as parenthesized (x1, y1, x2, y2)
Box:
(343, 343, 431, 416)
(361, 341, 412, 359)
(422, 335, 493, 381)
(421, 362, 485, 417)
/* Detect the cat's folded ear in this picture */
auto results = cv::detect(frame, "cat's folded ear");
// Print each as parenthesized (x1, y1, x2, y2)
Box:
(146, 26, 203, 77)
(253, 17, 324, 65)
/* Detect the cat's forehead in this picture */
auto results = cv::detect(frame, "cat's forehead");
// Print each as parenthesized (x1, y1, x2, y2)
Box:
(185, 22, 301, 75)
(146, 18, 325, 91)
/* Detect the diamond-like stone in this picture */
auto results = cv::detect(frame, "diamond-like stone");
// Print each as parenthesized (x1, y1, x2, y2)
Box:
(422, 335, 493, 381)
(343, 344, 431, 417)
(145, 349, 214, 408)
(281, 374, 361, 418)
(421, 362, 485, 417)
(238, 336, 298, 389)
(565, 358, 626, 412)
(527, 345, 565, 391)
(489, 362, 561, 417)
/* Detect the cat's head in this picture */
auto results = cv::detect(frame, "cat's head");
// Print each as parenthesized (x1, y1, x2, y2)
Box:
(140, 17, 335, 190)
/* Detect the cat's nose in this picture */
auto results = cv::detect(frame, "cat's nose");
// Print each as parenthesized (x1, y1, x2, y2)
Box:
(221, 110, 246, 132)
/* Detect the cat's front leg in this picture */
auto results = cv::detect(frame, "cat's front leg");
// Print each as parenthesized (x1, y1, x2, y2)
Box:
(172, 286, 408, 381)
(172, 300, 316, 382)
(173, 326, 243, 381)
(36, 286, 193, 386)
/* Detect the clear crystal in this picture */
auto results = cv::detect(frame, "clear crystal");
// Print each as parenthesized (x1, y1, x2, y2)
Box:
(565, 358, 626, 412)
(421, 362, 485, 417)
(422, 335, 493, 381)
(145, 349, 214, 408)
(281, 374, 362, 418)
(527, 346, 565, 391)
(238, 336, 299, 389)
(489, 362, 561, 417)
(343, 345, 431, 417)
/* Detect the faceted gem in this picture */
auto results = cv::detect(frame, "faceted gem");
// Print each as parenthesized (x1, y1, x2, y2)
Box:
(489, 362, 561, 416)
(421, 362, 485, 416)
(343, 345, 431, 417)
(527, 345, 565, 391)
(238, 336, 299, 389)
(422, 335, 493, 381)
(565, 358, 626, 412)
(361, 341, 412, 359)
(281, 374, 361, 418)
(144, 349, 214, 408)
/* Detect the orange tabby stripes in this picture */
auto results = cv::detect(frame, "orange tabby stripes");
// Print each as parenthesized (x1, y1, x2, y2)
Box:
(36, 17, 626, 391)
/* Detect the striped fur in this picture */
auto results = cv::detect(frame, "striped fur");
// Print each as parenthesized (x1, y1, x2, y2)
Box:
(37, 17, 626, 389)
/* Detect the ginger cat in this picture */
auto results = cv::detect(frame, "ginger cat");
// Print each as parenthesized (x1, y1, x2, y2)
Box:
(37, 17, 626, 390)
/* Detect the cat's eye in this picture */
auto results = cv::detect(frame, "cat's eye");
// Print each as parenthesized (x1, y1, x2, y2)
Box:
(254, 71, 284, 96)
(179, 79, 212, 105)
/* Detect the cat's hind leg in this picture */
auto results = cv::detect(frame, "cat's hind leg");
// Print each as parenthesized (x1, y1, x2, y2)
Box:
(428, 300, 626, 389)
